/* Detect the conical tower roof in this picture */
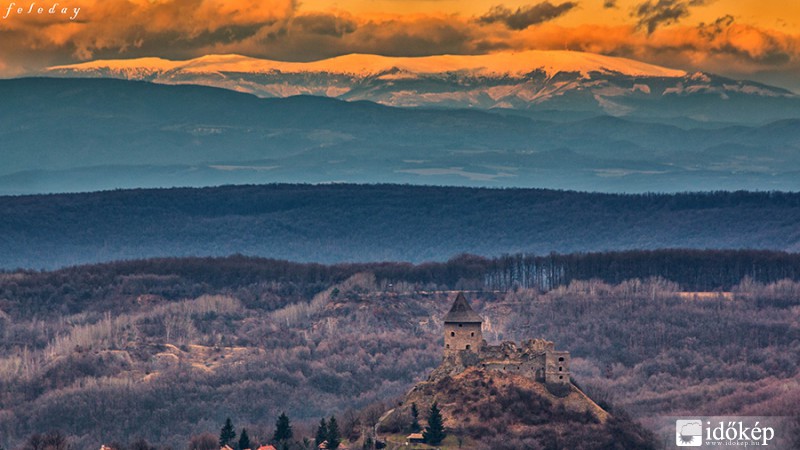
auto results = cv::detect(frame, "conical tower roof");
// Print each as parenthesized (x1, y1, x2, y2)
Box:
(444, 292, 483, 323)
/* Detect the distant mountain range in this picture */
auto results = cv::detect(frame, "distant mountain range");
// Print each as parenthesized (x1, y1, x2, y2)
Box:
(2, 76, 800, 194)
(45, 51, 800, 125)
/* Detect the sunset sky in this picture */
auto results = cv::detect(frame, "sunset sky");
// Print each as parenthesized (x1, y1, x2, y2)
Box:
(1, 0, 798, 91)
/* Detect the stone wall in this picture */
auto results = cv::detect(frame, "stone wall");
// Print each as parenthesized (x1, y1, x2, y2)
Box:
(544, 350, 570, 386)
(467, 339, 570, 387)
(444, 322, 482, 356)
(480, 355, 546, 380)
(441, 330, 572, 397)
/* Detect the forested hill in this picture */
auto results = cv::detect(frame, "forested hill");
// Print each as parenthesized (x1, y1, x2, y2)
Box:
(1, 255, 799, 449)
(1, 184, 800, 269)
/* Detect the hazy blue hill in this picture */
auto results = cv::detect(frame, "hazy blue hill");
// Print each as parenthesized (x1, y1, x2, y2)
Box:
(1, 184, 799, 269)
(3, 78, 800, 194)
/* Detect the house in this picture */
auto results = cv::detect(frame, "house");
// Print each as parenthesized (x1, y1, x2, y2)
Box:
(406, 433, 425, 444)
(318, 441, 349, 449)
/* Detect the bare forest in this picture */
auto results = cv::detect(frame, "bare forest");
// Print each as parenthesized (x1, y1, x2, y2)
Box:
(0, 253, 798, 448)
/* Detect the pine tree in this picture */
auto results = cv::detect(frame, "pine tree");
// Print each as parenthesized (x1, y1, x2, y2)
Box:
(410, 403, 421, 433)
(273, 412, 293, 443)
(238, 428, 251, 450)
(315, 418, 328, 447)
(219, 417, 236, 448)
(327, 415, 341, 450)
(423, 402, 446, 445)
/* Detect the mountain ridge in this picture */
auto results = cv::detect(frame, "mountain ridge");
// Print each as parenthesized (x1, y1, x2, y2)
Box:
(48, 50, 689, 79)
(44, 50, 798, 121)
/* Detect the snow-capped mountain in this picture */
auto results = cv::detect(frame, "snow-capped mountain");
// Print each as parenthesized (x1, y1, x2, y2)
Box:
(45, 51, 796, 122)
(48, 51, 689, 78)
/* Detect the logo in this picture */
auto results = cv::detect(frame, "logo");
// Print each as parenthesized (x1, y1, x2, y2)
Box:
(668, 417, 782, 448)
(676, 420, 703, 447)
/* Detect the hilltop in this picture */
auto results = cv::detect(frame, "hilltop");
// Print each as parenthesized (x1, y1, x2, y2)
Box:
(378, 366, 654, 449)
(374, 294, 652, 449)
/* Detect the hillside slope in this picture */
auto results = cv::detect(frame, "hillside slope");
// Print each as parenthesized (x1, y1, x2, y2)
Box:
(379, 366, 654, 449)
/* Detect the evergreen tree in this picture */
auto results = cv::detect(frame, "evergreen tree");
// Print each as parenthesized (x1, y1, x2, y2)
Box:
(273, 412, 293, 443)
(363, 437, 374, 450)
(315, 418, 328, 447)
(410, 403, 421, 433)
(327, 415, 341, 450)
(423, 402, 446, 445)
(238, 428, 251, 450)
(219, 417, 236, 448)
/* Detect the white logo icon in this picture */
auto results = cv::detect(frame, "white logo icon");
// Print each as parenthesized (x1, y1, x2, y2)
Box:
(676, 420, 703, 446)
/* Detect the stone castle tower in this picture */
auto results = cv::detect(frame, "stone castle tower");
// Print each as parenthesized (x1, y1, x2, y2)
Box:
(442, 293, 572, 393)
(443, 292, 483, 356)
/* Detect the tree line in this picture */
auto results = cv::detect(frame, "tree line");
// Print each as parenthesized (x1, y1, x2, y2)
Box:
(480, 249, 800, 291)
(3, 249, 800, 321)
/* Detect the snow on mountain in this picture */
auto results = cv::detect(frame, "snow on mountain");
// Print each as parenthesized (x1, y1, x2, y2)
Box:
(45, 50, 796, 118)
(49, 51, 687, 78)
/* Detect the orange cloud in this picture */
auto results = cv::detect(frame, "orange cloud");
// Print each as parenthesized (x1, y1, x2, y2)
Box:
(194, 13, 503, 61)
(0, 0, 798, 91)
(469, 10, 798, 76)
(0, 0, 296, 62)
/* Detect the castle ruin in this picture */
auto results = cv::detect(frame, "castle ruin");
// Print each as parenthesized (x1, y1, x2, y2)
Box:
(443, 293, 571, 392)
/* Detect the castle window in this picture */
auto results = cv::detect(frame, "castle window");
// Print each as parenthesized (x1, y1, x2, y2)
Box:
(470, 332, 474, 337)
(558, 357, 565, 362)
(559, 367, 563, 372)
(446, 344, 450, 349)
(459, 324, 463, 328)
(450, 331, 455, 337)
(559, 376, 563, 380)
(466, 345, 471, 350)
